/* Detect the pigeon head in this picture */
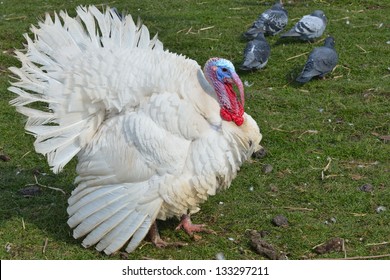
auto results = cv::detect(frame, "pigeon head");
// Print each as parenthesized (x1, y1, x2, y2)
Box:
(273, 3, 283, 9)
(324, 36, 336, 48)
(312, 10, 327, 23)
(204, 58, 245, 126)
(273, 0, 287, 11)
(254, 32, 266, 40)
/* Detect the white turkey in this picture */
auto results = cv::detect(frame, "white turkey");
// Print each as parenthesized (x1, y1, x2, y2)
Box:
(8, 6, 263, 255)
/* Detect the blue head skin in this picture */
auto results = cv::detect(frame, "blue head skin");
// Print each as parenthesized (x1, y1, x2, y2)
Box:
(204, 58, 245, 126)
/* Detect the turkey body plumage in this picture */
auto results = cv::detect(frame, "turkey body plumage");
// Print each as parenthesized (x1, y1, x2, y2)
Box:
(8, 6, 262, 255)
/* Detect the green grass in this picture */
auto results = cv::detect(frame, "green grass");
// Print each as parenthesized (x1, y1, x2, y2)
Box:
(1, 0, 389, 260)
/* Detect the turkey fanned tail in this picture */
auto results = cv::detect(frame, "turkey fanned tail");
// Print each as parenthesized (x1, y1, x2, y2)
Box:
(8, 6, 163, 173)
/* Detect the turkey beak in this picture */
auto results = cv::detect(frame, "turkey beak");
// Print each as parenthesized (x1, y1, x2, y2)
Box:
(231, 72, 245, 107)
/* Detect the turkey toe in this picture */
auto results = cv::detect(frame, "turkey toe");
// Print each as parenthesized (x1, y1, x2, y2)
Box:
(175, 214, 216, 236)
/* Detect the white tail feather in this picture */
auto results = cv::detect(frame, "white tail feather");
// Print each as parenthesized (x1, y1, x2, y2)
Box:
(15, 107, 55, 126)
(8, 86, 51, 106)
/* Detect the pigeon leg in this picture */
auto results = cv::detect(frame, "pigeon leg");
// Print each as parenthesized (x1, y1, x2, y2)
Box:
(175, 214, 216, 235)
(148, 222, 187, 248)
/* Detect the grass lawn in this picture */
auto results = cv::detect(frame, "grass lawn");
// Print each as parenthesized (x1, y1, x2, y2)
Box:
(0, 0, 389, 260)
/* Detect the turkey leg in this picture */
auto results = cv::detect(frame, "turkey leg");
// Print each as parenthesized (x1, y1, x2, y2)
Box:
(148, 222, 187, 248)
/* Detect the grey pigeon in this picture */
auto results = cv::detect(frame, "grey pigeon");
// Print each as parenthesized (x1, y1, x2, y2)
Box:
(296, 36, 338, 83)
(244, 1, 288, 39)
(240, 32, 271, 71)
(281, 10, 327, 41)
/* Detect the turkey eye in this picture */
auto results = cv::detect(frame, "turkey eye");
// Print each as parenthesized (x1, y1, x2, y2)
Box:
(221, 68, 228, 72)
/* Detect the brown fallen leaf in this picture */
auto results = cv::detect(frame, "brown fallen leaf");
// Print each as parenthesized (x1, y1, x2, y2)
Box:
(378, 135, 390, 142)
(0, 154, 11, 162)
(351, 174, 365, 180)
(372, 133, 390, 142)
(249, 230, 287, 260)
(313, 237, 344, 254)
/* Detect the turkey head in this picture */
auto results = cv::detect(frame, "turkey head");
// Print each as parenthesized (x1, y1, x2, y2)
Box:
(204, 58, 245, 126)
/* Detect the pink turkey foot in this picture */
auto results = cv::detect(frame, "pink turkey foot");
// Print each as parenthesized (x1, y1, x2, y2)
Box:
(148, 222, 187, 248)
(175, 214, 216, 236)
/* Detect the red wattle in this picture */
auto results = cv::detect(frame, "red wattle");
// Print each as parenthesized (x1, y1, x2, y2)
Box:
(220, 109, 232, 122)
(233, 116, 244, 126)
(220, 108, 244, 126)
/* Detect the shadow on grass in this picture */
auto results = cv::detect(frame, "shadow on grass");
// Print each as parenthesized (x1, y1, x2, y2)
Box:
(0, 162, 197, 258)
(285, 64, 306, 88)
(0, 164, 75, 246)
